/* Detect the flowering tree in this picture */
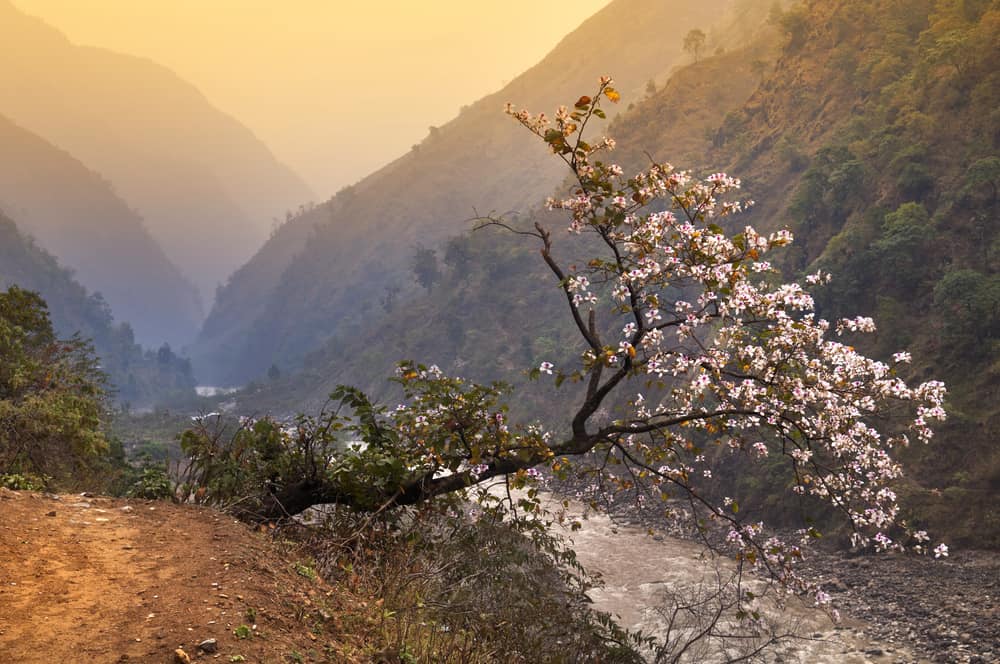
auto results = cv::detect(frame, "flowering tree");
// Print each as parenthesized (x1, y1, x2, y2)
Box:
(184, 78, 948, 597)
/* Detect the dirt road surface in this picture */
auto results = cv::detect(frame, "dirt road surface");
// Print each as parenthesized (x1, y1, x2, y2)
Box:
(0, 489, 364, 663)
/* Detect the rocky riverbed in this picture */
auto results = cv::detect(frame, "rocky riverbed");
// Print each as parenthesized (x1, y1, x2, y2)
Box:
(800, 548, 999, 664)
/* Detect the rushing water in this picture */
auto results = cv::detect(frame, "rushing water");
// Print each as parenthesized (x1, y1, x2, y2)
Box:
(536, 493, 923, 663)
(194, 385, 240, 397)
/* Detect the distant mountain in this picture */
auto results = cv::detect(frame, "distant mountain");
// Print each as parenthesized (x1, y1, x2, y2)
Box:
(245, 24, 777, 414)
(192, 0, 733, 384)
(0, 0, 314, 301)
(0, 213, 196, 407)
(0, 113, 202, 347)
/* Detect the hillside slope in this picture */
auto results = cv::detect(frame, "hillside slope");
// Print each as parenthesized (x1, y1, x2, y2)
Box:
(0, 113, 202, 347)
(234, 25, 778, 413)
(191, 0, 736, 384)
(246, 0, 999, 545)
(0, 213, 195, 406)
(0, 489, 368, 662)
(699, 0, 1000, 544)
(0, 0, 314, 300)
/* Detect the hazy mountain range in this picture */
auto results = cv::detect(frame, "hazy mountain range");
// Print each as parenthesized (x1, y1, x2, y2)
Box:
(220, 0, 998, 545)
(0, 0, 314, 307)
(0, 0, 995, 546)
(0, 113, 201, 347)
(0, 212, 195, 406)
(191, 0, 732, 383)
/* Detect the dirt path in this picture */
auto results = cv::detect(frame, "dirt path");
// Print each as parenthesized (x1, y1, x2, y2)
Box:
(0, 489, 365, 663)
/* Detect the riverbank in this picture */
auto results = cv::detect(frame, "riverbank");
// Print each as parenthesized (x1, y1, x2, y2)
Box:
(800, 548, 999, 664)
(538, 488, 998, 663)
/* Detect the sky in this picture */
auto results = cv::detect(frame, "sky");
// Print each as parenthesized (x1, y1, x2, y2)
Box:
(15, 0, 611, 197)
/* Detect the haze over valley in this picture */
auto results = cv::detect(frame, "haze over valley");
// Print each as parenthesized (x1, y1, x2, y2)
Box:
(1, 1, 998, 661)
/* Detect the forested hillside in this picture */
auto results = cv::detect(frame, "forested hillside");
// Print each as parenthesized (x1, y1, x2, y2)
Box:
(241, 0, 998, 545)
(191, 0, 736, 384)
(0, 214, 195, 406)
(710, 0, 1000, 544)
(0, 0, 314, 300)
(0, 114, 202, 347)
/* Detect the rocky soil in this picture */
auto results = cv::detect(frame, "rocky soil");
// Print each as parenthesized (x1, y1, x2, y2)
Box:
(801, 548, 1000, 664)
(0, 488, 372, 663)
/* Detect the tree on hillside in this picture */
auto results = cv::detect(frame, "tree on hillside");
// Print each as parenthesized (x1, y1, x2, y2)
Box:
(182, 79, 948, 602)
(771, 5, 809, 51)
(411, 244, 441, 292)
(0, 286, 108, 485)
(683, 28, 708, 62)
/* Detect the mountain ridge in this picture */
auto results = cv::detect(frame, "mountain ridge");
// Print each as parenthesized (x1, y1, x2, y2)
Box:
(0, 112, 202, 347)
(192, 0, 734, 384)
(237, 0, 999, 545)
(0, 0, 315, 301)
(0, 212, 195, 406)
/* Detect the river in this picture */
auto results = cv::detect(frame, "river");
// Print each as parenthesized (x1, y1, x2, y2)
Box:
(536, 493, 925, 663)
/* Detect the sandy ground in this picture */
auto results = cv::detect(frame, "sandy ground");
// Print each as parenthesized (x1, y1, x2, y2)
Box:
(0, 489, 364, 663)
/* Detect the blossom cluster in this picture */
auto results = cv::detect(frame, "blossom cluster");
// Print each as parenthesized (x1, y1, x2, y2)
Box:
(505, 78, 949, 602)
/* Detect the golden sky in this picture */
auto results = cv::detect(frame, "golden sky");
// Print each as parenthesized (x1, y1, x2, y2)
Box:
(15, 0, 610, 196)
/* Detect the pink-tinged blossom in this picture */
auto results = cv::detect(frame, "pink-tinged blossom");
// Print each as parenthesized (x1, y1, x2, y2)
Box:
(466, 79, 957, 612)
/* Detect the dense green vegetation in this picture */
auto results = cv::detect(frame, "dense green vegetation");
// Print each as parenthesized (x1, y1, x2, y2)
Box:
(725, 0, 1000, 544)
(0, 285, 111, 489)
(0, 278, 197, 498)
(0, 213, 196, 407)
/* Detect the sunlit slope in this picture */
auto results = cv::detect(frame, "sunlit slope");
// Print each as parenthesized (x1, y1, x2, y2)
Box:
(698, 0, 1000, 544)
(0, 0, 314, 300)
(0, 114, 202, 347)
(249, 0, 999, 544)
(192, 0, 732, 384)
(241, 37, 775, 413)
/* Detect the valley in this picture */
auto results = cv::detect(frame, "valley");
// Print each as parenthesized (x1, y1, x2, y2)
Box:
(1, 0, 997, 661)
